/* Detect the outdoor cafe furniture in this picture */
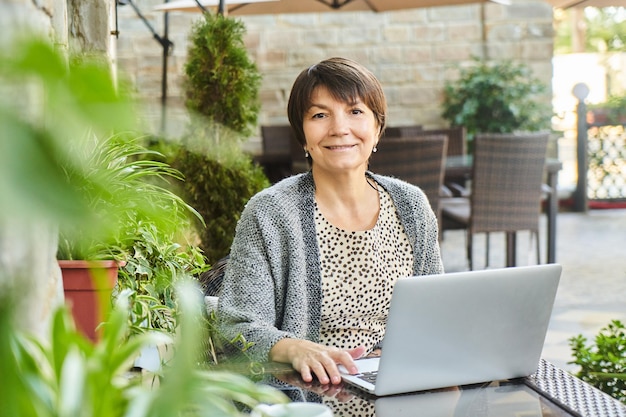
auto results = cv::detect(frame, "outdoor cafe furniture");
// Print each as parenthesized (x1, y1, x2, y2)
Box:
(259, 358, 626, 417)
(368, 134, 448, 226)
(442, 133, 562, 267)
(441, 132, 549, 270)
(256, 125, 298, 183)
(385, 125, 468, 191)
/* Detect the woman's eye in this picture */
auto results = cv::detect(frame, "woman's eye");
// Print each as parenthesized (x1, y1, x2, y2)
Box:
(351, 108, 364, 115)
(311, 113, 326, 119)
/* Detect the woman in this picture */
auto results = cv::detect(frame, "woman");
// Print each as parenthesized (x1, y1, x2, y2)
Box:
(217, 57, 443, 386)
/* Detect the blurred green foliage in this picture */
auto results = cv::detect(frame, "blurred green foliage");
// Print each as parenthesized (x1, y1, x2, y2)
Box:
(0, 38, 134, 227)
(1, 283, 287, 417)
(569, 320, 626, 403)
(441, 58, 551, 145)
(151, 137, 269, 266)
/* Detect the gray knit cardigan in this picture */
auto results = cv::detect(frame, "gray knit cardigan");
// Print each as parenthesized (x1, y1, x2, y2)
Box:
(217, 171, 444, 362)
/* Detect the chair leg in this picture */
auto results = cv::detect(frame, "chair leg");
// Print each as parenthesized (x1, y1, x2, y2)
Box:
(467, 230, 473, 271)
(485, 232, 490, 268)
(535, 230, 541, 264)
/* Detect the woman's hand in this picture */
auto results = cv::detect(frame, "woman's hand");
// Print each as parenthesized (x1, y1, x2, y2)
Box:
(269, 339, 366, 385)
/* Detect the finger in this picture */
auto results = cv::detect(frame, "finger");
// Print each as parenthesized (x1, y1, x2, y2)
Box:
(320, 355, 344, 385)
(299, 365, 314, 383)
(335, 351, 359, 375)
(348, 345, 367, 359)
(305, 356, 334, 385)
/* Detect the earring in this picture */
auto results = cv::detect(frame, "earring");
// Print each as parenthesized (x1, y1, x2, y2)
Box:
(304, 149, 309, 158)
(372, 146, 378, 153)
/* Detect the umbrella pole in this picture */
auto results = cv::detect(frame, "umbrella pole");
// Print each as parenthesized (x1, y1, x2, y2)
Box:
(125, 0, 173, 133)
(480, 3, 488, 60)
(161, 8, 169, 133)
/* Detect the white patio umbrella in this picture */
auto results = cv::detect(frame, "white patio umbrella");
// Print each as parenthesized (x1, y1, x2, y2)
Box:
(545, 0, 626, 7)
(154, 0, 511, 14)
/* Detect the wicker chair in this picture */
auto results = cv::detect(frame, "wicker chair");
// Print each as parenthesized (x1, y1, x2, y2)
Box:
(259, 125, 298, 182)
(383, 124, 423, 138)
(198, 255, 229, 297)
(422, 126, 468, 193)
(369, 134, 448, 224)
(440, 132, 550, 270)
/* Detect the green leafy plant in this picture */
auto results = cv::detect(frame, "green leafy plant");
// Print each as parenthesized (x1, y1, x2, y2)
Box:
(57, 133, 200, 261)
(1, 37, 211, 340)
(116, 221, 208, 334)
(171, 145, 269, 264)
(3, 283, 287, 417)
(441, 57, 551, 145)
(569, 319, 626, 403)
(0, 38, 136, 231)
(184, 12, 262, 138)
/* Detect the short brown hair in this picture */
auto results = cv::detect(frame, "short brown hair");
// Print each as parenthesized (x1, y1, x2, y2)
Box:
(287, 57, 387, 150)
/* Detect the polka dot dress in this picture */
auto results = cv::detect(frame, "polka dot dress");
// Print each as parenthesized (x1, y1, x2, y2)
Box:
(316, 181, 414, 355)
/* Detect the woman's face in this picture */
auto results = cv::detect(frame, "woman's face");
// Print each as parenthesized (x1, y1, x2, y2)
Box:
(302, 85, 379, 176)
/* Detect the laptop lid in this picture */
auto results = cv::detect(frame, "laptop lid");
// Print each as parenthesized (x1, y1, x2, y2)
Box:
(340, 264, 562, 396)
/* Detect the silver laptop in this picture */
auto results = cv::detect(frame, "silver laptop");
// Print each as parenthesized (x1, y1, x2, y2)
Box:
(339, 264, 562, 396)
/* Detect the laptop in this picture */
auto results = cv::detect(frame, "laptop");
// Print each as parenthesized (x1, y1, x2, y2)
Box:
(339, 264, 562, 396)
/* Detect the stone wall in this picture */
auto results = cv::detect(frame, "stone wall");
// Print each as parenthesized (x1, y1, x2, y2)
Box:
(116, 0, 554, 147)
(0, 0, 115, 338)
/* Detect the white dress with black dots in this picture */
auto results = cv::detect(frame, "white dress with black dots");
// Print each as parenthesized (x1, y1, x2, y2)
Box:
(316, 185, 414, 355)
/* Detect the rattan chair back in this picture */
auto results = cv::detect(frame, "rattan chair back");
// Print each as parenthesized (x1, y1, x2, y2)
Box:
(441, 132, 550, 269)
(383, 124, 423, 138)
(470, 132, 549, 234)
(260, 125, 294, 156)
(369, 134, 448, 220)
(260, 124, 304, 180)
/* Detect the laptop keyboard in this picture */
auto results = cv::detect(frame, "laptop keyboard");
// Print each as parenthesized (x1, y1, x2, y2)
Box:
(357, 371, 378, 384)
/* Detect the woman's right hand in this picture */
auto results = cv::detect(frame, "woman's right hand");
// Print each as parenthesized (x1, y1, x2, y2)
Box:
(269, 338, 366, 386)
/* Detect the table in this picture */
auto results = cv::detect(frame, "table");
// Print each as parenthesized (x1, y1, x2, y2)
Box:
(445, 156, 563, 265)
(263, 360, 626, 417)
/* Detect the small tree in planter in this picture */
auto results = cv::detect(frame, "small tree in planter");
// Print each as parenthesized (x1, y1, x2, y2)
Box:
(441, 57, 552, 151)
(178, 12, 270, 265)
(185, 12, 261, 139)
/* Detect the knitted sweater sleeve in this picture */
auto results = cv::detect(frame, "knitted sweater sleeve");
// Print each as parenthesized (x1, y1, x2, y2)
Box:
(216, 174, 320, 362)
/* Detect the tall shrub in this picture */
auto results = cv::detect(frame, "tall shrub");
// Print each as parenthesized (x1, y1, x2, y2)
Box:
(184, 13, 261, 138)
(180, 12, 269, 265)
(172, 146, 269, 265)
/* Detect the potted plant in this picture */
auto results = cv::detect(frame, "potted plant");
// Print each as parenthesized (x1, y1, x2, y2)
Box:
(441, 57, 552, 151)
(56, 131, 207, 340)
(569, 319, 626, 403)
(161, 11, 269, 265)
(0, 35, 203, 342)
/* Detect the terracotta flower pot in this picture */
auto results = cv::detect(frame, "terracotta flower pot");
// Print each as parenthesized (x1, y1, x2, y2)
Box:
(58, 260, 121, 342)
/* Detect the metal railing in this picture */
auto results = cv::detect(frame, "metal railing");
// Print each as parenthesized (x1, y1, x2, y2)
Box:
(573, 83, 626, 211)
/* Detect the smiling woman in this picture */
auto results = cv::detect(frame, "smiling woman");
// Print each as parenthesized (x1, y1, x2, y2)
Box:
(216, 57, 444, 391)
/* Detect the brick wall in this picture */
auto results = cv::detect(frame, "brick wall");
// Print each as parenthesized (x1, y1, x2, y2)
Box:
(116, 1, 554, 148)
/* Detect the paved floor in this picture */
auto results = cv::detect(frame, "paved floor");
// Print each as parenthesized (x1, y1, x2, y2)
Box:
(439, 208, 626, 373)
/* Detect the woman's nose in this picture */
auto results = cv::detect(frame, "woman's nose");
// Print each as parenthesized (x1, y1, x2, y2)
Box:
(329, 113, 350, 136)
